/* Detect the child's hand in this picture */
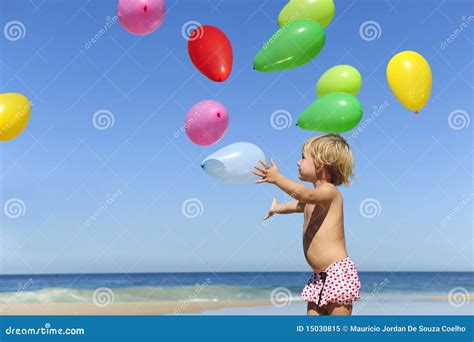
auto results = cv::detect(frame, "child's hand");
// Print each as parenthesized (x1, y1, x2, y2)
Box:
(263, 197, 278, 220)
(253, 158, 282, 184)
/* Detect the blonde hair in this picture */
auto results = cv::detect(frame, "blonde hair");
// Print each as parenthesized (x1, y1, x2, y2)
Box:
(302, 134, 354, 186)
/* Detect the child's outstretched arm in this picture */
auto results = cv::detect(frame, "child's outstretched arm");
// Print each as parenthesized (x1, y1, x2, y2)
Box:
(264, 197, 305, 220)
(253, 159, 337, 205)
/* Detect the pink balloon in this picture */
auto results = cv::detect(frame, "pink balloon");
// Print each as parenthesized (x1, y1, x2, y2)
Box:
(185, 100, 229, 146)
(117, 0, 165, 35)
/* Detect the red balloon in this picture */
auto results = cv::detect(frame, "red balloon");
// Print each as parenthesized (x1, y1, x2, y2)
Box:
(187, 25, 233, 82)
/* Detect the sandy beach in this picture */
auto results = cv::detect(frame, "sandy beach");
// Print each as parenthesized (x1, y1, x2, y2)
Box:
(199, 300, 474, 315)
(416, 293, 474, 301)
(0, 300, 274, 316)
(1, 294, 472, 316)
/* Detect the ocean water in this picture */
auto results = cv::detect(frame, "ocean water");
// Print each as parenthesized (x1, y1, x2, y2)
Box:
(0, 272, 472, 304)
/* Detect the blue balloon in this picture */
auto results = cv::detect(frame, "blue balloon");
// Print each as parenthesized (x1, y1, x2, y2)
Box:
(201, 142, 265, 184)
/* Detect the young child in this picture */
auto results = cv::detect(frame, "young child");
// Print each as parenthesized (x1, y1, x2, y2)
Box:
(253, 133, 360, 316)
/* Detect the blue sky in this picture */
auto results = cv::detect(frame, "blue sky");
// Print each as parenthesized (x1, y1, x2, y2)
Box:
(0, 0, 472, 274)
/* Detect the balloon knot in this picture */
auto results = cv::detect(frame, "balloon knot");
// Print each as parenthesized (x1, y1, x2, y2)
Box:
(200, 164, 204, 169)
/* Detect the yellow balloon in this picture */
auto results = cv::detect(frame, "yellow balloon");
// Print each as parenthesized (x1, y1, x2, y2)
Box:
(386, 51, 432, 113)
(0, 93, 31, 141)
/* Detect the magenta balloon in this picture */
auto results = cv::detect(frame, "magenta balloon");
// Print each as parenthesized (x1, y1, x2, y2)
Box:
(185, 100, 229, 146)
(117, 0, 165, 35)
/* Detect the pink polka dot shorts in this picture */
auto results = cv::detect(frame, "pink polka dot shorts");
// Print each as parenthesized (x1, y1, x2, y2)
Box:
(301, 257, 361, 307)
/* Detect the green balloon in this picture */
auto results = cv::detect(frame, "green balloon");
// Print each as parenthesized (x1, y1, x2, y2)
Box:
(254, 20, 326, 72)
(316, 65, 362, 96)
(297, 92, 363, 133)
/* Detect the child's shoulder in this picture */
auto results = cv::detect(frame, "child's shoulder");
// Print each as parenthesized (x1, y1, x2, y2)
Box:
(318, 182, 342, 201)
